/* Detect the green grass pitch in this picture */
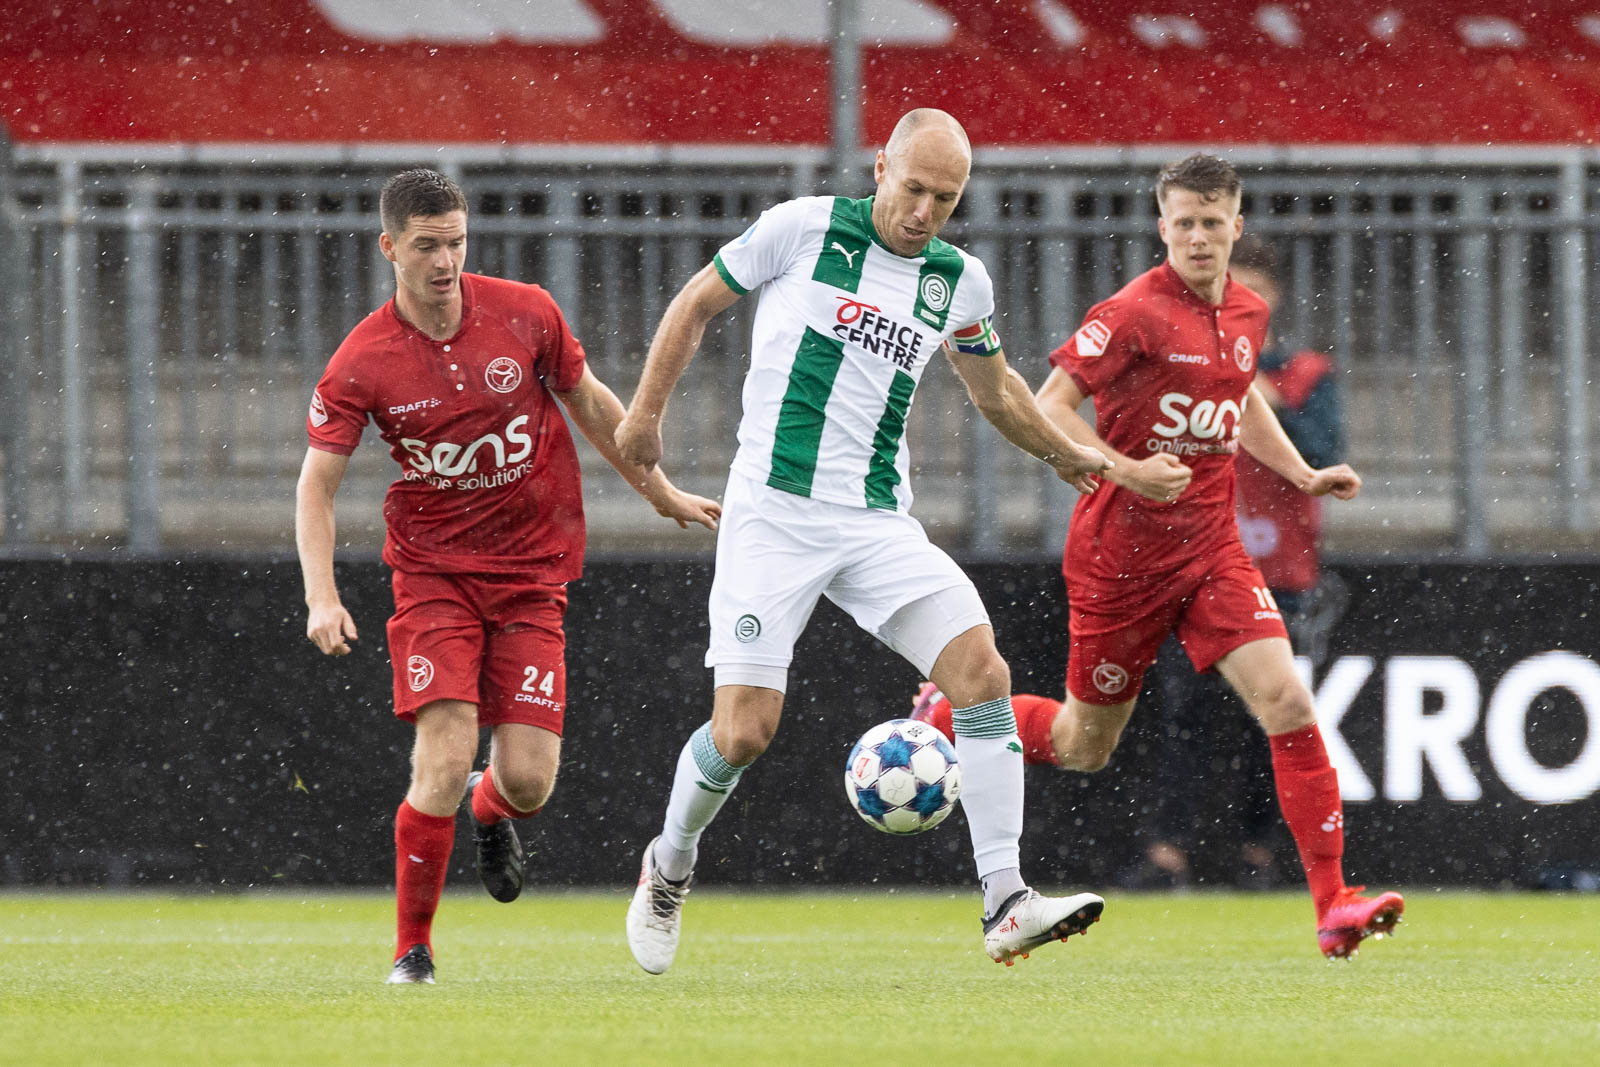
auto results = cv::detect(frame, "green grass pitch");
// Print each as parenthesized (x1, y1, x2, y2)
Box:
(3, 889, 1596, 1065)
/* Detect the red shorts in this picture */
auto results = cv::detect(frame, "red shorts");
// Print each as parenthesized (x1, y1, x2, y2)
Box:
(1065, 540, 1288, 706)
(386, 570, 568, 733)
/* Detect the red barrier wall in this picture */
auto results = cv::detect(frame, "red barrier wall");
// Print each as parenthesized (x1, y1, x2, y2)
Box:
(7, 2, 1600, 144)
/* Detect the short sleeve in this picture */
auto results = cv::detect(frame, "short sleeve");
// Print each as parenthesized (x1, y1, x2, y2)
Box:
(712, 198, 812, 295)
(307, 341, 371, 455)
(1048, 299, 1144, 397)
(532, 289, 587, 392)
(940, 254, 992, 329)
(946, 254, 999, 354)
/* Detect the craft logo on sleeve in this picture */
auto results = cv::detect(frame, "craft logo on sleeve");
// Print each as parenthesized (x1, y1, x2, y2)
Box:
(1074, 319, 1112, 357)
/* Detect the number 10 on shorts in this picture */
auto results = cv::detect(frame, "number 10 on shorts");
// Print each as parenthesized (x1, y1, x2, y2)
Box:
(1251, 586, 1280, 613)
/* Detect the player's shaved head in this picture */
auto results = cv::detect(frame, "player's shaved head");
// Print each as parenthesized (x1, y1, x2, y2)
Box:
(884, 108, 971, 177)
(872, 108, 971, 256)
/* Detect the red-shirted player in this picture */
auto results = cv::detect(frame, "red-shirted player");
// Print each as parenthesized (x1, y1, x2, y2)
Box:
(915, 155, 1403, 958)
(295, 169, 720, 985)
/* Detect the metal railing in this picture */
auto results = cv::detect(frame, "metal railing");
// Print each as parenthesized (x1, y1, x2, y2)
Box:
(2, 143, 1596, 557)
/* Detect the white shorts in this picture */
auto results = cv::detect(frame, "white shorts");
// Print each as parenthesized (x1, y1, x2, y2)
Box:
(707, 472, 990, 692)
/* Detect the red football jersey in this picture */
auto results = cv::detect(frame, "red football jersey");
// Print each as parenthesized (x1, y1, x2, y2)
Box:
(1051, 263, 1271, 577)
(308, 273, 588, 580)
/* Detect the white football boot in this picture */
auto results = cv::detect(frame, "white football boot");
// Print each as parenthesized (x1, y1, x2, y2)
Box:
(626, 836, 692, 974)
(982, 888, 1104, 966)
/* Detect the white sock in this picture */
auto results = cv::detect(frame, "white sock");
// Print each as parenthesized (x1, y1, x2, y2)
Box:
(657, 722, 744, 881)
(981, 867, 1027, 919)
(952, 697, 1025, 893)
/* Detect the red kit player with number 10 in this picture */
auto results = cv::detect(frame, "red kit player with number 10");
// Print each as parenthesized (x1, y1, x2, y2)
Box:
(915, 155, 1402, 958)
(295, 169, 720, 984)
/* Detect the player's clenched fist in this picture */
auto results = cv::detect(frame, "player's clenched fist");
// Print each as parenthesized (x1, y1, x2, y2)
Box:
(1123, 452, 1193, 503)
(1049, 441, 1113, 495)
(306, 600, 358, 656)
(615, 413, 663, 471)
(1300, 463, 1362, 501)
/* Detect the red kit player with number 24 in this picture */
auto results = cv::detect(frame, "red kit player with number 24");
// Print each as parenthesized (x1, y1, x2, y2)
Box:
(915, 154, 1402, 958)
(296, 169, 720, 985)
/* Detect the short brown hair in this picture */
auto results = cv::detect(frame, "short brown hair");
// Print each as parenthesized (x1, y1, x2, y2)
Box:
(1229, 234, 1278, 277)
(1156, 153, 1241, 207)
(379, 168, 468, 237)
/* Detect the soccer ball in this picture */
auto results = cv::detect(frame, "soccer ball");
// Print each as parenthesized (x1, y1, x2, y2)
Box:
(844, 718, 962, 835)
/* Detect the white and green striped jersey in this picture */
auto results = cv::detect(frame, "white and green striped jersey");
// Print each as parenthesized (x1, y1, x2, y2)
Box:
(713, 195, 998, 512)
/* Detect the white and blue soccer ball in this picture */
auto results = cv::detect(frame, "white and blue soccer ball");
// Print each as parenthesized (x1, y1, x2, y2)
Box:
(844, 718, 962, 835)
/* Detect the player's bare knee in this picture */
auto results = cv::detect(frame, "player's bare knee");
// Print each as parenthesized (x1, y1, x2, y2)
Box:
(412, 751, 472, 807)
(936, 650, 1011, 707)
(1056, 736, 1114, 773)
(1252, 680, 1315, 733)
(1051, 699, 1127, 772)
(497, 767, 556, 813)
(715, 718, 775, 766)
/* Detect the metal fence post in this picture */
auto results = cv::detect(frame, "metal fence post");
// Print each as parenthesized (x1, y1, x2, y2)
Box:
(125, 177, 162, 552)
(0, 123, 25, 544)
(1557, 154, 1591, 530)
(59, 159, 86, 530)
(1455, 189, 1492, 556)
(541, 179, 582, 332)
(828, 0, 861, 193)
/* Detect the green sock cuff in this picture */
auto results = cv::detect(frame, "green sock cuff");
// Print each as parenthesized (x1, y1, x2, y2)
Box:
(691, 722, 742, 787)
(950, 696, 1017, 740)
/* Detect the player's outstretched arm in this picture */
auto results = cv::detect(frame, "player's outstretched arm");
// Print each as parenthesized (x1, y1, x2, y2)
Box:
(945, 347, 1110, 493)
(559, 366, 721, 531)
(1239, 384, 1361, 500)
(615, 263, 742, 471)
(295, 446, 359, 656)
(1035, 367, 1192, 503)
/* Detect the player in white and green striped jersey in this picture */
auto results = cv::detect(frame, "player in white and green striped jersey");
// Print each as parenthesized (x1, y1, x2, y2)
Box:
(616, 108, 1113, 973)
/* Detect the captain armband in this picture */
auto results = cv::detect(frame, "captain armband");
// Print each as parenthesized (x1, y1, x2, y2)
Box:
(949, 315, 1003, 356)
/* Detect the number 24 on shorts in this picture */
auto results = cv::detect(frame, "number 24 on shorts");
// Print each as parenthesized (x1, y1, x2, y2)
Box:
(521, 665, 556, 696)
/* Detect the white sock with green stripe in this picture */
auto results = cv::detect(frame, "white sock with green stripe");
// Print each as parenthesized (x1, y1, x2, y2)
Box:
(656, 722, 746, 881)
(951, 696, 1026, 911)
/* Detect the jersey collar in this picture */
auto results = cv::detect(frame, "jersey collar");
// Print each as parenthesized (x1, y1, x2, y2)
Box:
(858, 196, 897, 255)
(859, 195, 957, 262)
(1157, 261, 1231, 311)
(388, 273, 476, 344)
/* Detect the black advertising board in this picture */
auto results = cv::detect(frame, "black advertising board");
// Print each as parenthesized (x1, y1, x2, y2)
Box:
(1, 559, 1594, 889)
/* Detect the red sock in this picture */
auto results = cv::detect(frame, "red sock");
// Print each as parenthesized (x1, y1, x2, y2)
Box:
(1012, 693, 1063, 766)
(1268, 723, 1347, 914)
(470, 764, 542, 824)
(394, 799, 456, 960)
(925, 693, 1060, 767)
(922, 693, 956, 742)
